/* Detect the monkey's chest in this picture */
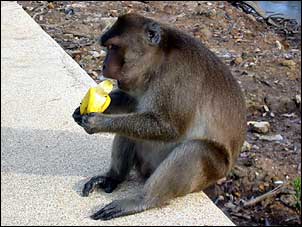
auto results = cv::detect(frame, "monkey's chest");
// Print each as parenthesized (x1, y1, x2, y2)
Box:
(134, 141, 177, 178)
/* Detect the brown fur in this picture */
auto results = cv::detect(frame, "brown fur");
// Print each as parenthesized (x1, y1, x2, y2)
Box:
(72, 13, 246, 220)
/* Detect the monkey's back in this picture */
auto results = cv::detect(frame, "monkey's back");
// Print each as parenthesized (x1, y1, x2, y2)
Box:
(160, 25, 246, 164)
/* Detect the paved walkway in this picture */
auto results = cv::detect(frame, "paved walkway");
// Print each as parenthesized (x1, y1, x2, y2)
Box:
(1, 1, 234, 225)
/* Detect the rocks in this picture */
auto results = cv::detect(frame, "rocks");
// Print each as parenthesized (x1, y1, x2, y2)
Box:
(99, 17, 118, 33)
(265, 96, 298, 113)
(245, 99, 263, 112)
(280, 194, 296, 208)
(109, 9, 119, 17)
(275, 40, 283, 50)
(193, 6, 216, 19)
(248, 121, 270, 134)
(263, 104, 270, 112)
(241, 141, 252, 152)
(255, 134, 284, 142)
(63, 33, 74, 39)
(64, 7, 75, 16)
(206, 9, 217, 19)
(294, 94, 301, 106)
(280, 60, 296, 69)
(282, 113, 297, 118)
(246, 14, 256, 22)
(234, 57, 243, 65)
(87, 70, 99, 79)
(47, 2, 55, 9)
(199, 27, 212, 41)
(89, 51, 102, 58)
(224, 202, 236, 209)
(283, 53, 293, 60)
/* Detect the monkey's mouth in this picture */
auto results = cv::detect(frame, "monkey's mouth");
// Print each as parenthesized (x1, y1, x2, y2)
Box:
(117, 80, 126, 90)
(117, 80, 130, 91)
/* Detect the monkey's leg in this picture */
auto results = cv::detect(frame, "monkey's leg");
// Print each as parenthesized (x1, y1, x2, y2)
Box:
(91, 140, 230, 220)
(82, 136, 136, 196)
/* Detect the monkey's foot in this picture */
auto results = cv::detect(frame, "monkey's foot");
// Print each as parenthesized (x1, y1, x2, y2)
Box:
(82, 176, 119, 196)
(91, 197, 145, 220)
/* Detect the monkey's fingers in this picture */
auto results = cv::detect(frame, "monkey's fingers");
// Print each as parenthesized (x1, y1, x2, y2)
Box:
(72, 107, 82, 124)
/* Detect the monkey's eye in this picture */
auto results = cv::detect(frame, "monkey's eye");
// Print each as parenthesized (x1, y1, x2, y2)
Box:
(148, 31, 156, 39)
(107, 44, 119, 50)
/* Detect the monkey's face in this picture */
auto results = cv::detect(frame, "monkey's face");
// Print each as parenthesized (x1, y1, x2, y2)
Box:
(99, 14, 162, 91)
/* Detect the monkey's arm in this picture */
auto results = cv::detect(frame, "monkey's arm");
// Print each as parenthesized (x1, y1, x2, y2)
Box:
(104, 89, 136, 114)
(74, 111, 179, 141)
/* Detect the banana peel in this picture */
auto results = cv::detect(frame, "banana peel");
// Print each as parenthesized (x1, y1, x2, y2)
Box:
(80, 80, 113, 115)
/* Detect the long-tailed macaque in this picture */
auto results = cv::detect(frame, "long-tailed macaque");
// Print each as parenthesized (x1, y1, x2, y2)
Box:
(73, 13, 246, 220)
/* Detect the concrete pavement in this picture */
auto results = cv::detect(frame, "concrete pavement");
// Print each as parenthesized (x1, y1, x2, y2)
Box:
(1, 1, 234, 225)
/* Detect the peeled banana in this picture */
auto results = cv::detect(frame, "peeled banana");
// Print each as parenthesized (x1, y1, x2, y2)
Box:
(80, 80, 113, 115)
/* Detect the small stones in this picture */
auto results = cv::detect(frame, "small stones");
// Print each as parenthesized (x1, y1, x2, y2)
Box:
(99, 17, 118, 33)
(294, 94, 301, 106)
(280, 60, 296, 69)
(89, 51, 102, 58)
(234, 57, 243, 65)
(47, 2, 55, 9)
(246, 14, 256, 22)
(274, 180, 284, 185)
(199, 27, 212, 41)
(255, 134, 284, 142)
(247, 121, 270, 134)
(275, 40, 283, 50)
(63, 33, 74, 39)
(241, 141, 252, 152)
(64, 7, 75, 16)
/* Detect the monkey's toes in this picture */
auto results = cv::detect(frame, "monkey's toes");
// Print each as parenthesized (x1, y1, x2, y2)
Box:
(91, 197, 145, 220)
(82, 182, 94, 197)
(82, 176, 106, 197)
(91, 201, 122, 220)
(82, 176, 119, 196)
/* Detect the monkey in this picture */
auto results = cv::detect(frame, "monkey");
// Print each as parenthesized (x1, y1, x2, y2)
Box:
(72, 13, 246, 221)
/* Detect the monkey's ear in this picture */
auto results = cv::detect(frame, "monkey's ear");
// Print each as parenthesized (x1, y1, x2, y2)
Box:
(145, 22, 161, 46)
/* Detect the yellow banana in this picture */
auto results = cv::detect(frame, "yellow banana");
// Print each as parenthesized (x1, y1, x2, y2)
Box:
(80, 80, 113, 115)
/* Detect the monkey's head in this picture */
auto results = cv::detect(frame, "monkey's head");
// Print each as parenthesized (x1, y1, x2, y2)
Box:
(99, 13, 163, 91)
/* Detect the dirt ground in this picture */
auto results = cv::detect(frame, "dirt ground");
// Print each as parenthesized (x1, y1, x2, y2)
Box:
(18, 1, 301, 226)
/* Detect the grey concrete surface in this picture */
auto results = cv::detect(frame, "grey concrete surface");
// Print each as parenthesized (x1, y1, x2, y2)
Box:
(1, 1, 234, 226)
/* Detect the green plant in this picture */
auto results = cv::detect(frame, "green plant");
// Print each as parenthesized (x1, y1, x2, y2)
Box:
(293, 177, 301, 212)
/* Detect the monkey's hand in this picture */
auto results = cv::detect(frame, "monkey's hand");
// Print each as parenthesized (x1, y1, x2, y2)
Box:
(72, 107, 100, 134)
